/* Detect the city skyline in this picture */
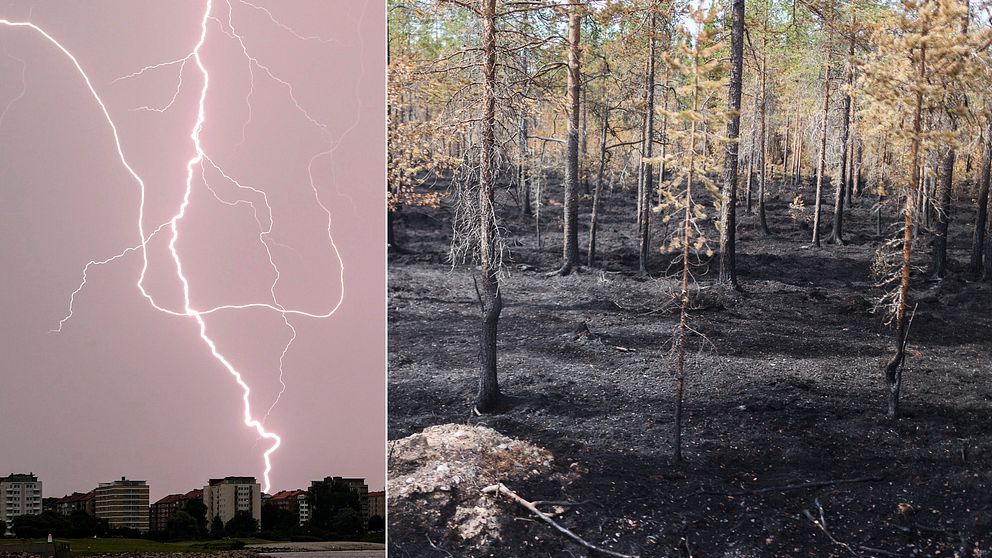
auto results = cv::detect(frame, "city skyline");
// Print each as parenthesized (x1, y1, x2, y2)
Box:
(5, 472, 379, 537)
(20, 472, 384, 503)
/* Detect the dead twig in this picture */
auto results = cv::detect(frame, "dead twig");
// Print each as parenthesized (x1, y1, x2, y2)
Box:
(896, 302, 919, 372)
(482, 483, 639, 558)
(531, 499, 595, 508)
(803, 498, 860, 557)
(804, 499, 901, 557)
(687, 475, 884, 498)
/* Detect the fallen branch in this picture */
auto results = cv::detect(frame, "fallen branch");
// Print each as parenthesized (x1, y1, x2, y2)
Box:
(687, 475, 883, 498)
(531, 499, 595, 508)
(803, 498, 860, 557)
(482, 483, 639, 558)
(804, 498, 900, 557)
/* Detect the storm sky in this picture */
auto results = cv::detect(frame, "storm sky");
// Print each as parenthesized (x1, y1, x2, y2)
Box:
(0, 0, 384, 500)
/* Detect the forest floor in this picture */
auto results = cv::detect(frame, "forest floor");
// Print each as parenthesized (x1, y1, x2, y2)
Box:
(388, 174, 992, 558)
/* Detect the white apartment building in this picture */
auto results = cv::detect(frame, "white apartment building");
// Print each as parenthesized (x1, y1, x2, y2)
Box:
(94, 477, 150, 532)
(297, 491, 310, 526)
(203, 476, 261, 525)
(0, 473, 43, 526)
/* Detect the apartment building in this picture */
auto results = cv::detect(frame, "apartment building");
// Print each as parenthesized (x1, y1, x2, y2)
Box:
(94, 477, 150, 532)
(266, 489, 310, 526)
(367, 490, 384, 520)
(149, 489, 202, 532)
(54, 491, 95, 516)
(203, 477, 260, 525)
(0, 473, 43, 525)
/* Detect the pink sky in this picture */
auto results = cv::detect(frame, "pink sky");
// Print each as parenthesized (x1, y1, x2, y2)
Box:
(0, 0, 384, 500)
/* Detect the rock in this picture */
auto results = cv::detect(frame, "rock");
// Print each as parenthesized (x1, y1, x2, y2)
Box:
(388, 424, 555, 548)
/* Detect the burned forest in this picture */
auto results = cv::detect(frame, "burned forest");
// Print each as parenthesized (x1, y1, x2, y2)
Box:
(387, 0, 992, 556)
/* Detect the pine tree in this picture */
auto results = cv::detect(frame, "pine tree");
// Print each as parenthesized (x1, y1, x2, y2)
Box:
(650, 6, 727, 460)
(858, 0, 988, 417)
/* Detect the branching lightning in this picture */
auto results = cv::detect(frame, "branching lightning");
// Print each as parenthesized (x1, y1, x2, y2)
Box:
(0, 44, 26, 129)
(1, 0, 345, 492)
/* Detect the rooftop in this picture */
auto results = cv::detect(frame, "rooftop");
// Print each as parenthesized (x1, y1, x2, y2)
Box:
(57, 491, 94, 503)
(152, 489, 203, 505)
(98, 477, 147, 488)
(207, 476, 257, 486)
(268, 489, 306, 501)
(2, 473, 39, 483)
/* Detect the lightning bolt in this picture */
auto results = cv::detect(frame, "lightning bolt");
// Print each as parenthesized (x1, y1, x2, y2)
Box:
(1, 1, 346, 492)
(0, 44, 26, 130)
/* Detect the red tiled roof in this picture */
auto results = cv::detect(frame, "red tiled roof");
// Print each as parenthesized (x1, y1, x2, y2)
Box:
(57, 491, 94, 504)
(269, 489, 305, 501)
(153, 494, 184, 505)
(153, 489, 203, 506)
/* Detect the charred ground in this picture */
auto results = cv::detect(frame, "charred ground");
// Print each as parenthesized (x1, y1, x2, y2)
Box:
(388, 176, 992, 558)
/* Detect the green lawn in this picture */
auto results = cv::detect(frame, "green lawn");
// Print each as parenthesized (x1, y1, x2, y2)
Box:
(0, 538, 271, 555)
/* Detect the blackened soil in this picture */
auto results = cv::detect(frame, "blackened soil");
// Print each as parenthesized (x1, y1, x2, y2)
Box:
(388, 175, 992, 558)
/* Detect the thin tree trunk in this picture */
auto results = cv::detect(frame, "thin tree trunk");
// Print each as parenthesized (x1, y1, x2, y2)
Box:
(845, 94, 856, 208)
(921, 163, 934, 230)
(757, 27, 771, 235)
(719, 0, 744, 286)
(675, 42, 701, 464)
(636, 148, 644, 231)
(783, 114, 790, 187)
(830, 31, 855, 245)
(536, 141, 546, 250)
(658, 83, 669, 205)
(519, 115, 531, 216)
(845, 127, 855, 207)
(795, 123, 803, 185)
(636, 54, 648, 238)
(476, 0, 502, 414)
(746, 153, 754, 211)
(853, 135, 863, 198)
(971, 123, 992, 274)
(746, 74, 758, 214)
(885, 43, 925, 420)
(638, 6, 657, 274)
(931, 138, 956, 277)
(517, 26, 532, 217)
(558, 7, 582, 275)
(877, 140, 887, 237)
(582, 79, 589, 196)
(387, 209, 400, 252)
(793, 129, 799, 186)
(588, 100, 610, 267)
(790, 116, 799, 186)
(812, 32, 832, 248)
